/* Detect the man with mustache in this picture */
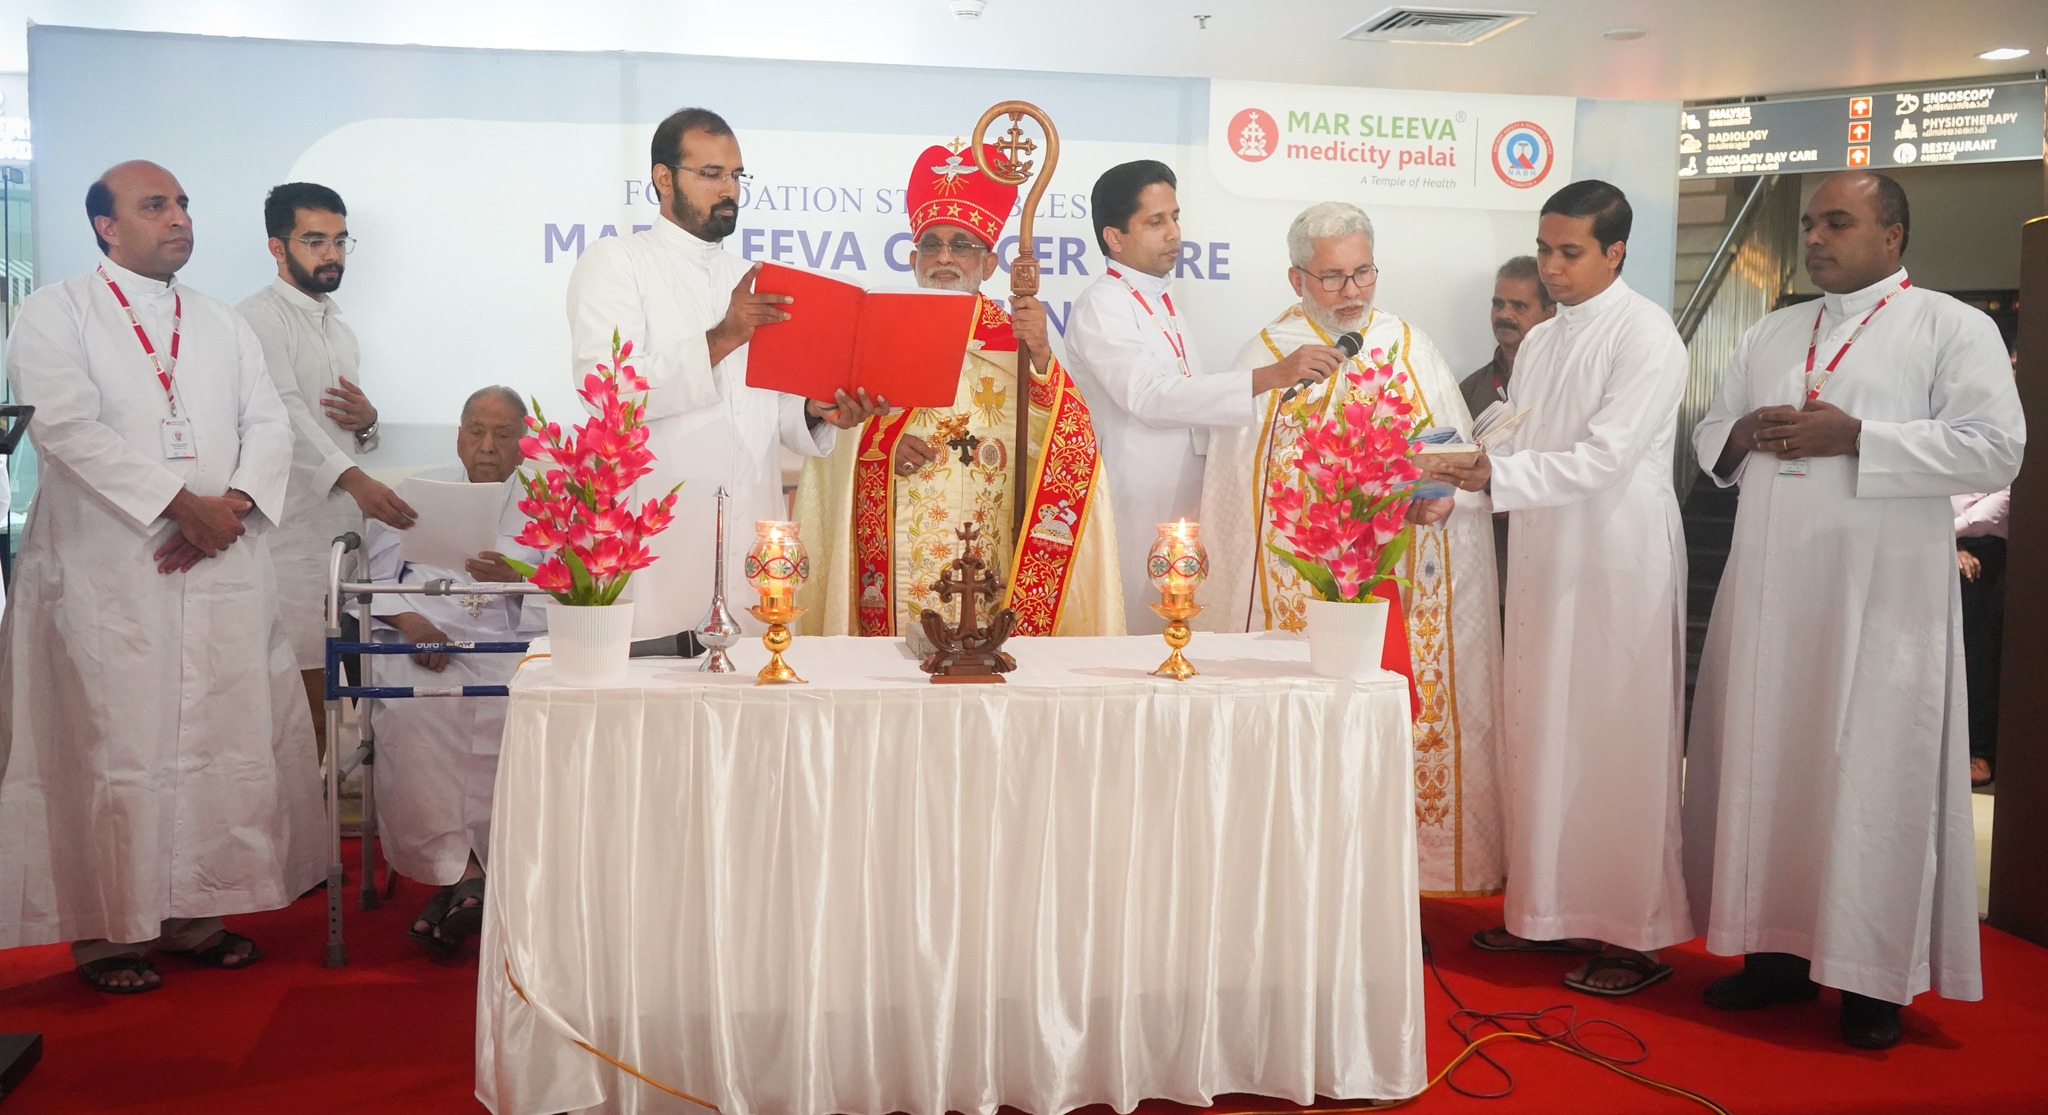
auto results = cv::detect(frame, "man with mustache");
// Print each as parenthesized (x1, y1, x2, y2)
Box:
(239, 182, 418, 759)
(566, 108, 883, 642)
(1199, 201, 1502, 898)
(1460, 255, 1555, 422)
(792, 141, 1122, 638)
(0, 160, 322, 992)
(1459, 256, 1556, 595)
(1426, 180, 1694, 998)
(1683, 170, 2023, 1048)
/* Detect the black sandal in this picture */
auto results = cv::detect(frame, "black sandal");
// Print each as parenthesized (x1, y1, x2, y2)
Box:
(436, 876, 486, 949)
(78, 954, 162, 994)
(409, 886, 461, 956)
(1564, 952, 1674, 997)
(172, 930, 263, 970)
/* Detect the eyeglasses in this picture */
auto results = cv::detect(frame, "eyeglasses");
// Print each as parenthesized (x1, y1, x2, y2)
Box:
(914, 236, 988, 256)
(671, 163, 753, 186)
(1299, 264, 1379, 293)
(292, 235, 358, 256)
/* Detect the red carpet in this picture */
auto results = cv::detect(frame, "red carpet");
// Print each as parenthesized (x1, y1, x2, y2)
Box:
(3, 852, 2047, 1113)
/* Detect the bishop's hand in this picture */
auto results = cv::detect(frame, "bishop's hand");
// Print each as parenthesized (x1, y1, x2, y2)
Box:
(1405, 496, 1455, 526)
(708, 263, 792, 364)
(894, 433, 938, 477)
(1012, 295, 1052, 372)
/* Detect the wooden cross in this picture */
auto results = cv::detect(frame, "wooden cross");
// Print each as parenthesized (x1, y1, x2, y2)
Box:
(946, 429, 981, 466)
(993, 116, 1037, 177)
(931, 523, 998, 637)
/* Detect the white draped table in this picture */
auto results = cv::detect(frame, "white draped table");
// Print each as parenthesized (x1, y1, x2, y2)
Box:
(476, 632, 1424, 1115)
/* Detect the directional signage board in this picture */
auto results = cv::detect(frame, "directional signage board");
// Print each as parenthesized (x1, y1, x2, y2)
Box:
(1679, 81, 2046, 179)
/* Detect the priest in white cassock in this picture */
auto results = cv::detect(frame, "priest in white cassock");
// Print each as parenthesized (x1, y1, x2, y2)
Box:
(1684, 170, 2024, 1049)
(238, 182, 417, 757)
(1201, 202, 1504, 897)
(1066, 161, 1329, 634)
(1426, 180, 1693, 996)
(794, 141, 1121, 638)
(566, 107, 882, 640)
(364, 386, 543, 955)
(0, 161, 323, 993)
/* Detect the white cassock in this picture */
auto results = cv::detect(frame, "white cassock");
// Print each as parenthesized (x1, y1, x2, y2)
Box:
(567, 217, 834, 639)
(1065, 265, 1252, 634)
(1684, 269, 2023, 1003)
(365, 467, 544, 885)
(238, 279, 372, 670)
(1201, 304, 1506, 897)
(1489, 277, 1693, 950)
(0, 257, 324, 947)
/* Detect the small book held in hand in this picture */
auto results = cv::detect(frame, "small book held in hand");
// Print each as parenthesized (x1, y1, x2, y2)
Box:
(743, 263, 977, 409)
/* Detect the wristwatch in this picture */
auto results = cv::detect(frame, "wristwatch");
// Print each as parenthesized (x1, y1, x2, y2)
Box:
(354, 420, 380, 452)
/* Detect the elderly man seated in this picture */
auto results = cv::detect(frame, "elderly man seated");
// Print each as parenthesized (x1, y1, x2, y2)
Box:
(362, 385, 542, 954)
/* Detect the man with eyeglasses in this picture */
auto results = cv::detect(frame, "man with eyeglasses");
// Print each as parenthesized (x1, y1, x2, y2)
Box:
(566, 107, 883, 642)
(792, 141, 1122, 640)
(1199, 201, 1502, 899)
(1066, 161, 1325, 635)
(239, 182, 418, 761)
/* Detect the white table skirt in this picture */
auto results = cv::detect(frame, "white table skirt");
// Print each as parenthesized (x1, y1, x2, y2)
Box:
(476, 632, 1424, 1115)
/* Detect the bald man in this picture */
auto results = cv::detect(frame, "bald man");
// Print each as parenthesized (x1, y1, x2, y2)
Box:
(1685, 170, 2025, 1048)
(0, 161, 323, 993)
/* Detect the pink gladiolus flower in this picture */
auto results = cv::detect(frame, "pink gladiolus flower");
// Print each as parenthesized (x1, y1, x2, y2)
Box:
(510, 332, 677, 605)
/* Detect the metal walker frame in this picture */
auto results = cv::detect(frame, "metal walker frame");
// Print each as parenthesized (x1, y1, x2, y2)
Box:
(321, 532, 542, 967)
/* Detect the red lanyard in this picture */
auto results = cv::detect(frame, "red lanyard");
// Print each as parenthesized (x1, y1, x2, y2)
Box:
(1107, 265, 1190, 378)
(98, 265, 183, 416)
(1804, 279, 1908, 402)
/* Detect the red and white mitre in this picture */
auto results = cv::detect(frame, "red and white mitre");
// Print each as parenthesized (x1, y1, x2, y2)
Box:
(906, 141, 1019, 249)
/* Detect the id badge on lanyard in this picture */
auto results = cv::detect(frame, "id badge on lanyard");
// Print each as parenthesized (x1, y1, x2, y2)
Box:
(98, 266, 193, 460)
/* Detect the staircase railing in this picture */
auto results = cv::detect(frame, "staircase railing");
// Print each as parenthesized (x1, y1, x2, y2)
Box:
(1672, 174, 1801, 499)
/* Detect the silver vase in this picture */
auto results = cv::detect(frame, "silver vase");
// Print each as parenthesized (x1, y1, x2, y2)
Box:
(694, 486, 743, 672)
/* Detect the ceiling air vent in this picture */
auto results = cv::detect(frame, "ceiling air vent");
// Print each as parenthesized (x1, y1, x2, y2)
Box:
(1341, 6, 1531, 45)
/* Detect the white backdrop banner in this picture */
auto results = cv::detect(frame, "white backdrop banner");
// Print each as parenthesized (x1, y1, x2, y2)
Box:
(25, 28, 1676, 467)
(1209, 80, 1577, 211)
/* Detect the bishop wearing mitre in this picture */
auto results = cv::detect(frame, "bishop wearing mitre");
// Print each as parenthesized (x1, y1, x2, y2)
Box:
(795, 141, 1122, 636)
(1199, 201, 1504, 897)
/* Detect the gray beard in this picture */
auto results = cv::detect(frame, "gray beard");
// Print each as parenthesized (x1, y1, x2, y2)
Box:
(916, 268, 982, 294)
(1302, 297, 1370, 337)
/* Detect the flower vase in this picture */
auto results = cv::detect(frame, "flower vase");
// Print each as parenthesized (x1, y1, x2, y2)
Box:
(1304, 597, 1389, 680)
(546, 601, 636, 688)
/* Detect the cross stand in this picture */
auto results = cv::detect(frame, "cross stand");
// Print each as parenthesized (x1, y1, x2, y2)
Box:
(917, 523, 1018, 684)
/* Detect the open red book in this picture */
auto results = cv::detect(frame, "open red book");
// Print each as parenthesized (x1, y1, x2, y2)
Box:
(743, 263, 978, 409)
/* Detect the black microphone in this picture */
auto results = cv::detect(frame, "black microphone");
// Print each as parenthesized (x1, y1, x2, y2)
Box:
(1280, 330, 1362, 402)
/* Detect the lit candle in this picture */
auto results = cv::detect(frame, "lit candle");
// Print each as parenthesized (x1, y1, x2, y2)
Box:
(746, 520, 808, 607)
(1148, 519, 1207, 599)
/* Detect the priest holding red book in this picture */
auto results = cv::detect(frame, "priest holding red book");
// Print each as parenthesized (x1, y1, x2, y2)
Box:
(794, 141, 1123, 637)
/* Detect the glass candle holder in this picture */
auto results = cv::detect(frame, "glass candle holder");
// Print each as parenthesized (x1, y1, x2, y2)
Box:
(1148, 520, 1207, 680)
(1147, 520, 1209, 600)
(744, 520, 810, 605)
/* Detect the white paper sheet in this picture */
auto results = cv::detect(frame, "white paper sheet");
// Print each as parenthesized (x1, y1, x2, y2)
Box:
(396, 476, 512, 572)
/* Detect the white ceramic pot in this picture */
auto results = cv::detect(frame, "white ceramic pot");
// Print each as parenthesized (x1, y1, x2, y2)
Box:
(1304, 596, 1389, 680)
(545, 600, 636, 688)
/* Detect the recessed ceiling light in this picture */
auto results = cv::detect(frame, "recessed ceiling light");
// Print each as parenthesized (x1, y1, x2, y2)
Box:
(1978, 46, 2030, 60)
(1601, 27, 1647, 41)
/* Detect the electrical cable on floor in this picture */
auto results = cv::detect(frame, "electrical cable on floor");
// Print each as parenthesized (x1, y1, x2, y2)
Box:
(1369, 933, 1734, 1113)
